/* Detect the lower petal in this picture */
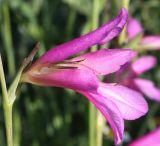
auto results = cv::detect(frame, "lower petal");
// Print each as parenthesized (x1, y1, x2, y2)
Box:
(80, 91, 124, 145)
(98, 83, 148, 120)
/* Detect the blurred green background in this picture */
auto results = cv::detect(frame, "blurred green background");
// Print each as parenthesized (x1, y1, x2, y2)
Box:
(0, 0, 160, 146)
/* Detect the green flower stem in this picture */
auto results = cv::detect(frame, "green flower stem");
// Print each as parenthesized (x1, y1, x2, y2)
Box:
(0, 55, 13, 146)
(89, 104, 96, 146)
(89, 0, 100, 146)
(91, 0, 99, 52)
(118, 0, 130, 45)
(14, 110, 21, 146)
(96, 111, 105, 146)
(3, 103, 13, 146)
(2, 0, 15, 76)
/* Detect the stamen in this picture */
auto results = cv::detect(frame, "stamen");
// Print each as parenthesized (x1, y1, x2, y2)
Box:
(38, 59, 85, 73)
(62, 59, 86, 64)
(55, 66, 78, 69)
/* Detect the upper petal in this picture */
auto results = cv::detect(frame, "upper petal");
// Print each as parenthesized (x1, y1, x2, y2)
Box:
(140, 36, 160, 50)
(98, 83, 148, 120)
(22, 68, 99, 92)
(71, 49, 136, 75)
(81, 91, 124, 145)
(131, 55, 157, 75)
(33, 8, 128, 65)
(127, 18, 143, 40)
(129, 127, 160, 146)
(133, 78, 160, 102)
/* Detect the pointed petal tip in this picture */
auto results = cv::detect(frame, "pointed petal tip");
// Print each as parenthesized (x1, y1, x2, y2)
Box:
(119, 7, 128, 23)
(119, 7, 128, 18)
(115, 139, 122, 145)
(115, 130, 123, 145)
(98, 7, 128, 45)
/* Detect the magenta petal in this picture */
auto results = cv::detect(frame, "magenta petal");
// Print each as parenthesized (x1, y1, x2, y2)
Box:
(98, 83, 148, 120)
(134, 78, 160, 102)
(129, 127, 160, 146)
(81, 91, 124, 145)
(131, 55, 157, 75)
(23, 68, 99, 91)
(99, 27, 122, 45)
(127, 18, 143, 40)
(71, 49, 136, 75)
(34, 8, 128, 65)
(141, 36, 160, 50)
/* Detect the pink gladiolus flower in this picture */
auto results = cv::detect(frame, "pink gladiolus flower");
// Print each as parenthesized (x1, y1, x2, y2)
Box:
(21, 8, 148, 145)
(116, 55, 160, 102)
(128, 127, 160, 146)
(127, 18, 160, 50)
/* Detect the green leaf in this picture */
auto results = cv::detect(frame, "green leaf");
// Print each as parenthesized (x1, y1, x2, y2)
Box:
(8, 43, 40, 104)
(0, 54, 8, 103)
